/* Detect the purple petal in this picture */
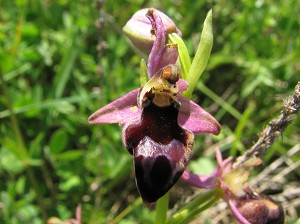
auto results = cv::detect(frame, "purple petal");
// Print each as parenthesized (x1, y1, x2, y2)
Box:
(178, 96, 221, 135)
(155, 44, 179, 74)
(215, 147, 233, 177)
(88, 88, 141, 126)
(145, 9, 180, 78)
(181, 170, 218, 189)
(147, 9, 167, 77)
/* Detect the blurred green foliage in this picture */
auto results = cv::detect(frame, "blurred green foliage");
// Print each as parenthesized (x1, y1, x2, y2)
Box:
(0, 0, 299, 223)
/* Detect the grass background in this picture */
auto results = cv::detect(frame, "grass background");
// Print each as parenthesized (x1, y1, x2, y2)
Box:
(0, 0, 299, 223)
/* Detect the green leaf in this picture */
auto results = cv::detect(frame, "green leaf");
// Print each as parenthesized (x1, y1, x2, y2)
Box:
(29, 133, 44, 158)
(49, 129, 69, 154)
(0, 147, 24, 174)
(59, 175, 80, 192)
(167, 188, 223, 224)
(55, 150, 85, 161)
(183, 9, 214, 98)
(28, 159, 43, 166)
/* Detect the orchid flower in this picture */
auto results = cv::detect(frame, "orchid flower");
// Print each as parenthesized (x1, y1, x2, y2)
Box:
(181, 148, 285, 224)
(89, 8, 221, 205)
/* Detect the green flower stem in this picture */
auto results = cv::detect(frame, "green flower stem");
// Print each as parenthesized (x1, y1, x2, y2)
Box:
(184, 9, 213, 98)
(155, 192, 170, 224)
(167, 188, 223, 224)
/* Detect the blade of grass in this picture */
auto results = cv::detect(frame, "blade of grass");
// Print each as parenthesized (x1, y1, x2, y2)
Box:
(214, 94, 238, 121)
(0, 93, 98, 119)
(54, 31, 80, 98)
(167, 188, 223, 224)
(108, 197, 143, 224)
(2, 63, 32, 82)
(197, 81, 242, 120)
(230, 100, 256, 156)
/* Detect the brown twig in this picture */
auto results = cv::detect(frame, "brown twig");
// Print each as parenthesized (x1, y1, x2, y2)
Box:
(234, 82, 300, 168)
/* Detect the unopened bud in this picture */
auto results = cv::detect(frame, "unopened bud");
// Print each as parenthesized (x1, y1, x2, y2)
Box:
(237, 195, 285, 224)
(123, 8, 181, 55)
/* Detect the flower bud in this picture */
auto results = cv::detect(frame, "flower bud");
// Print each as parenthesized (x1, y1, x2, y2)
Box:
(122, 8, 181, 55)
(236, 195, 285, 224)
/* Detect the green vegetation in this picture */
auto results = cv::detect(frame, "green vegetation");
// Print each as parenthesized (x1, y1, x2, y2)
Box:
(1, 0, 299, 223)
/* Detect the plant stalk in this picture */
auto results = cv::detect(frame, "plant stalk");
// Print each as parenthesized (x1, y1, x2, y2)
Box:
(155, 192, 170, 224)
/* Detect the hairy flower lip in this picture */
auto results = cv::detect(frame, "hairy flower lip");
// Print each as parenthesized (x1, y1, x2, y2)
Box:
(123, 101, 194, 154)
(125, 101, 194, 204)
(134, 151, 184, 205)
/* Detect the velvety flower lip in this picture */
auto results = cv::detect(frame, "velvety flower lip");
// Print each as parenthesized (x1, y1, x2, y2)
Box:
(124, 101, 194, 204)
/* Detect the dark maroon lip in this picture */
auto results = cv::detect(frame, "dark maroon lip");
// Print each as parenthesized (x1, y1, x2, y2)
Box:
(124, 102, 193, 203)
(134, 154, 183, 203)
(124, 102, 188, 153)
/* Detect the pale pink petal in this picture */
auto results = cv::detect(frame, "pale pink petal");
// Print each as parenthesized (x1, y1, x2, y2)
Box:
(181, 170, 218, 189)
(216, 147, 224, 167)
(178, 79, 188, 93)
(178, 96, 221, 135)
(88, 88, 141, 126)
